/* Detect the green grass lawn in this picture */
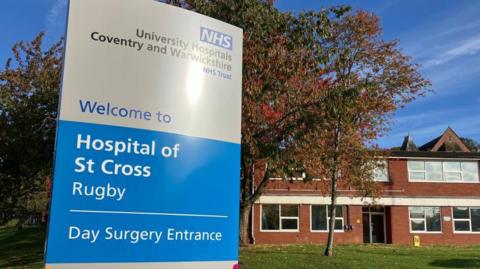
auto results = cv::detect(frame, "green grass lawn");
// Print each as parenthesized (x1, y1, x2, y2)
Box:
(0, 227, 45, 269)
(1, 227, 480, 268)
(240, 244, 480, 269)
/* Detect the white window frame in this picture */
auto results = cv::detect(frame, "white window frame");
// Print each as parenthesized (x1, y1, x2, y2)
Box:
(407, 160, 479, 183)
(269, 177, 325, 181)
(268, 176, 306, 181)
(408, 206, 442, 234)
(260, 204, 299, 232)
(425, 161, 444, 181)
(452, 207, 480, 234)
(443, 161, 467, 182)
(310, 205, 344, 233)
(408, 160, 426, 181)
(373, 160, 389, 182)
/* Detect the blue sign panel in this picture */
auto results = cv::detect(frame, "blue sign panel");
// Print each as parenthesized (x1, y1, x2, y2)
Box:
(45, 0, 242, 268)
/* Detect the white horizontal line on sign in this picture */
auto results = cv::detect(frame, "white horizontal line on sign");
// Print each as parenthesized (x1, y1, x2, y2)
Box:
(69, 209, 228, 219)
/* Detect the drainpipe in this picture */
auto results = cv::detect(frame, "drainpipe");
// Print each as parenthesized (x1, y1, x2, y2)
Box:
(250, 164, 256, 244)
(346, 205, 352, 231)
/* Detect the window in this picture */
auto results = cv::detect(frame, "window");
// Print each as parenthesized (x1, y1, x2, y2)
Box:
(311, 205, 344, 231)
(407, 160, 479, 182)
(408, 161, 426, 180)
(444, 162, 461, 181)
(261, 204, 279, 230)
(453, 207, 480, 233)
(461, 163, 479, 182)
(373, 161, 389, 182)
(261, 204, 299, 231)
(426, 161, 443, 181)
(409, 207, 441, 232)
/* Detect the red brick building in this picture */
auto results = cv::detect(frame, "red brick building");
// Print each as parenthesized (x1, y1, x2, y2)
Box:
(252, 127, 480, 245)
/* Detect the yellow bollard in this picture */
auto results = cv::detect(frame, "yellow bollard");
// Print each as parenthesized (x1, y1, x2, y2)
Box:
(413, 235, 420, 247)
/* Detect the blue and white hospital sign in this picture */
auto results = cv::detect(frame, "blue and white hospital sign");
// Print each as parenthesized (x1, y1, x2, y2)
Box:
(44, 0, 242, 268)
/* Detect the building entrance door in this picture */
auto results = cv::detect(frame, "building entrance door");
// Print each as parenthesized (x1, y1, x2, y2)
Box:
(363, 207, 386, 243)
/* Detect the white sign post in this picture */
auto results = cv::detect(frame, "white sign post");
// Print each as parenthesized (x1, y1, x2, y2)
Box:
(45, 0, 242, 268)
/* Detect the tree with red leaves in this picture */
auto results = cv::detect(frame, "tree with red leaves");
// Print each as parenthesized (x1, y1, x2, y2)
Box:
(0, 3, 430, 251)
(300, 10, 431, 256)
(191, 2, 430, 249)
(190, 1, 353, 245)
(0, 33, 63, 224)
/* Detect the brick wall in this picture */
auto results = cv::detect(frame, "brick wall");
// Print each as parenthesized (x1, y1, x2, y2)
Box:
(257, 159, 480, 198)
(390, 206, 480, 245)
(253, 204, 364, 244)
(254, 204, 480, 245)
(386, 159, 480, 197)
(253, 159, 480, 245)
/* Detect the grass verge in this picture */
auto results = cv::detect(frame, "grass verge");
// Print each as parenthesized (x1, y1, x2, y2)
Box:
(0, 227, 45, 269)
(1, 228, 480, 268)
(239, 244, 480, 269)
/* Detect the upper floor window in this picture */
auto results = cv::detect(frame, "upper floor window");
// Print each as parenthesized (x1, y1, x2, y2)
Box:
(311, 205, 344, 231)
(373, 160, 389, 182)
(407, 160, 479, 183)
(261, 204, 299, 231)
(409, 207, 441, 233)
(453, 207, 480, 233)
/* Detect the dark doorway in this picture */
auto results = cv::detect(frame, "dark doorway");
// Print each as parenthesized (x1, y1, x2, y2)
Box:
(362, 213, 370, 243)
(370, 214, 385, 243)
(363, 207, 386, 243)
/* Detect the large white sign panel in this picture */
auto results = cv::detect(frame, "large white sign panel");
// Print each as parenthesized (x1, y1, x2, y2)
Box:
(45, 0, 242, 268)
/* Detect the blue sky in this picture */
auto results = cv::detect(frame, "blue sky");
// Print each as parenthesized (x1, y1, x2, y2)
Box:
(1, 0, 479, 148)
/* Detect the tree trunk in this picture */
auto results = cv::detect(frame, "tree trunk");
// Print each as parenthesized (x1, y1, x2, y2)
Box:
(324, 174, 338, 256)
(239, 161, 270, 246)
(239, 202, 252, 245)
(325, 122, 341, 256)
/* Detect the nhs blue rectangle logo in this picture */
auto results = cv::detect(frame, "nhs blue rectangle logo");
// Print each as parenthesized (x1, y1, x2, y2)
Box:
(200, 27, 233, 50)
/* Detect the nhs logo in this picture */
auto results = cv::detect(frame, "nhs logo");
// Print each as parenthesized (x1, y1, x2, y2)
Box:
(200, 27, 233, 50)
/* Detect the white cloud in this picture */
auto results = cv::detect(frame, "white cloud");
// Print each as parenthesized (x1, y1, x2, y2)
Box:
(422, 35, 480, 68)
(394, 108, 467, 125)
(374, 2, 480, 148)
(439, 20, 480, 36)
(45, 0, 67, 38)
(397, 20, 480, 100)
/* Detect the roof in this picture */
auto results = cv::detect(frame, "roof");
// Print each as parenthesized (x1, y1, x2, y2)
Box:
(396, 127, 471, 155)
(418, 127, 470, 152)
(417, 135, 441, 151)
(390, 150, 480, 159)
(400, 134, 418, 151)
